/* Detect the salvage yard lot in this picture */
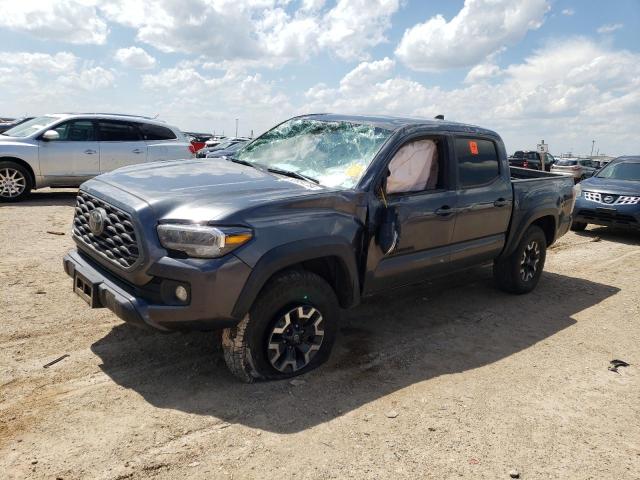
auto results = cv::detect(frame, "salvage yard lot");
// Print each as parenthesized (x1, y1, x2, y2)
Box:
(1, 190, 639, 479)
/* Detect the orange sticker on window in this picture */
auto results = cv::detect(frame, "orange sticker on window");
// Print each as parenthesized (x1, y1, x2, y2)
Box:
(469, 141, 479, 155)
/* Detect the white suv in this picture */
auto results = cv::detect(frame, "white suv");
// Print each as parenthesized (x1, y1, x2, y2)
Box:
(0, 113, 192, 202)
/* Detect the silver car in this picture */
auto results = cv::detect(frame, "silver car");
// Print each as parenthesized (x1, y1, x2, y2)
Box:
(550, 158, 598, 182)
(0, 113, 192, 202)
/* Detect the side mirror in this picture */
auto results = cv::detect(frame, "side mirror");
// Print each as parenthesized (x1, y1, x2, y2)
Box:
(42, 130, 60, 141)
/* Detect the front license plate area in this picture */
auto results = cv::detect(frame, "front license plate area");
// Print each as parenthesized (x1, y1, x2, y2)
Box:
(73, 272, 101, 308)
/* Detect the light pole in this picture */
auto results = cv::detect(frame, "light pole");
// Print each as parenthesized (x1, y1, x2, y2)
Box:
(590, 140, 595, 157)
(235, 118, 239, 138)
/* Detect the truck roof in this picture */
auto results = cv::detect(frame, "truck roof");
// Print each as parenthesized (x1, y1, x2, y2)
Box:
(299, 113, 500, 138)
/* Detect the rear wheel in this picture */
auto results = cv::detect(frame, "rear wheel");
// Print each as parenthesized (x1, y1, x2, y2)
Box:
(494, 225, 547, 294)
(0, 161, 32, 202)
(222, 270, 339, 382)
(570, 221, 587, 232)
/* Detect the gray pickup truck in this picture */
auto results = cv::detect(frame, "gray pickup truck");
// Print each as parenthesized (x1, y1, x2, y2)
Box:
(63, 114, 576, 382)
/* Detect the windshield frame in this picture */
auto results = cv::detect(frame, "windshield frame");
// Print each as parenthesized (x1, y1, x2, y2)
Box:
(596, 158, 640, 182)
(233, 117, 395, 190)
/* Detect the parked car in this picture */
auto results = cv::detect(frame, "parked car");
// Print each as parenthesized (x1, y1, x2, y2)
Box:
(197, 138, 249, 158)
(509, 150, 556, 171)
(185, 132, 213, 153)
(551, 158, 598, 182)
(0, 117, 34, 134)
(571, 155, 640, 231)
(0, 113, 192, 202)
(204, 135, 228, 148)
(62, 114, 575, 382)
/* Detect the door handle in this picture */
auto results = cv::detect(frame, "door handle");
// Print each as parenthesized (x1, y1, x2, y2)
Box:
(435, 205, 454, 216)
(132, 148, 144, 154)
(84, 149, 97, 155)
(494, 198, 508, 207)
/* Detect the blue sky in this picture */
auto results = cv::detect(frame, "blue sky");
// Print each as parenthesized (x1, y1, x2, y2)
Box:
(0, 0, 638, 155)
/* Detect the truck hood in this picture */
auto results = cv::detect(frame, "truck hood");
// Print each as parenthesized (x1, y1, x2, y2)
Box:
(92, 158, 329, 222)
(580, 177, 640, 195)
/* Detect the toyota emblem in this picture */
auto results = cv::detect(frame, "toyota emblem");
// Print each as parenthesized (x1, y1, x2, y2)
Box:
(88, 208, 108, 236)
(603, 195, 615, 204)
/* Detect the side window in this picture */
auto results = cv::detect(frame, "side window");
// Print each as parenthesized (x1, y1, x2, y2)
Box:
(455, 137, 500, 188)
(98, 121, 142, 141)
(53, 120, 95, 141)
(139, 123, 177, 140)
(386, 139, 441, 194)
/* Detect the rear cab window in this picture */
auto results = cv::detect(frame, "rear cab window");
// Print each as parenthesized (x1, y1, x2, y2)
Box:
(454, 137, 500, 188)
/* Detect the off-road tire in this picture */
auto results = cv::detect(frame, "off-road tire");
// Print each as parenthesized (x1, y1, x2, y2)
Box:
(0, 160, 32, 202)
(570, 221, 587, 232)
(222, 270, 339, 382)
(493, 225, 547, 294)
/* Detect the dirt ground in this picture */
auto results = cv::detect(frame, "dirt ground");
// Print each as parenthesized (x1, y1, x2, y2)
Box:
(1, 188, 639, 480)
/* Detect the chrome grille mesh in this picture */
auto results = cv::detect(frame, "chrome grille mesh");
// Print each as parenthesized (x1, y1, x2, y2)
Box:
(73, 192, 141, 269)
(583, 191, 640, 205)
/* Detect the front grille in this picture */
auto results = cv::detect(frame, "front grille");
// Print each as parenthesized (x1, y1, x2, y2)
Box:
(583, 191, 640, 205)
(73, 192, 141, 269)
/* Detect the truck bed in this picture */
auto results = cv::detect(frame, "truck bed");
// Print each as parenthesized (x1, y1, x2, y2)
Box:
(505, 167, 576, 252)
(510, 166, 561, 181)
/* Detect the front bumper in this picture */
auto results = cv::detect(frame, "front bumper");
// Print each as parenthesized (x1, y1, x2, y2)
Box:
(573, 198, 640, 229)
(63, 249, 252, 331)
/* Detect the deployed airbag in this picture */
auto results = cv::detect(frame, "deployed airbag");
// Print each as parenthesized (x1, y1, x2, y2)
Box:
(386, 140, 438, 193)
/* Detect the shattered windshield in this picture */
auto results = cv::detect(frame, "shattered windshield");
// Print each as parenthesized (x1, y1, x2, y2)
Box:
(235, 118, 393, 189)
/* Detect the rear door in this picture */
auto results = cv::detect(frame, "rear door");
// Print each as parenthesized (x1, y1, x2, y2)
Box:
(38, 118, 99, 182)
(97, 120, 148, 173)
(449, 136, 512, 267)
(364, 134, 458, 293)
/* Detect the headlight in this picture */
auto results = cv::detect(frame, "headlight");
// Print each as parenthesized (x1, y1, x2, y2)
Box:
(157, 224, 252, 258)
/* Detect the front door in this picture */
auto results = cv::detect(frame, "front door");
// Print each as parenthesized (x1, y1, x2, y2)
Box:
(449, 136, 512, 268)
(364, 136, 458, 293)
(38, 119, 99, 183)
(97, 120, 148, 173)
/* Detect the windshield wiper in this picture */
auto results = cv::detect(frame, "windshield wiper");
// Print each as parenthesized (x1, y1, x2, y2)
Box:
(266, 167, 319, 184)
(227, 157, 319, 184)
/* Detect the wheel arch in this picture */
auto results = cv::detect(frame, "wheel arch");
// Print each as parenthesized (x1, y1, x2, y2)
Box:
(0, 156, 36, 187)
(502, 212, 557, 258)
(231, 237, 361, 319)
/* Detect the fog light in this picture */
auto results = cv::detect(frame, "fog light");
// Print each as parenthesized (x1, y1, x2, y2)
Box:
(175, 285, 188, 302)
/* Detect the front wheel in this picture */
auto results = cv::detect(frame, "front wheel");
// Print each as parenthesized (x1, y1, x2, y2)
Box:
(494, 225, 547, 294)
(222, 270, 339, 382)
(0, 161, 32, 202)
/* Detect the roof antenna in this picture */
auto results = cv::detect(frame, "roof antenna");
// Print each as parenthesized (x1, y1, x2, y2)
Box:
(434, 114, 444, 120)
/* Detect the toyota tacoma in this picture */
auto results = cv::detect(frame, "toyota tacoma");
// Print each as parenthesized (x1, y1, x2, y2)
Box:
(63, 114, 577, 382)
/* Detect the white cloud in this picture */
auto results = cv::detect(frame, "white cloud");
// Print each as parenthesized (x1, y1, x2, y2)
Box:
(0, 51, 116, 115)
(104, 0, 399, 65)
(141, 65, 293, 136)
(395, 0, 550, 71)
(114, 46, 157, 69)
(597, 23, 623, 34)
(304, 39, 640, 155)
(561, 8, 575, 16)
(464, 62, 501, 83)
(319, 0, 400, 61)
(0, 0, 108, 44)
